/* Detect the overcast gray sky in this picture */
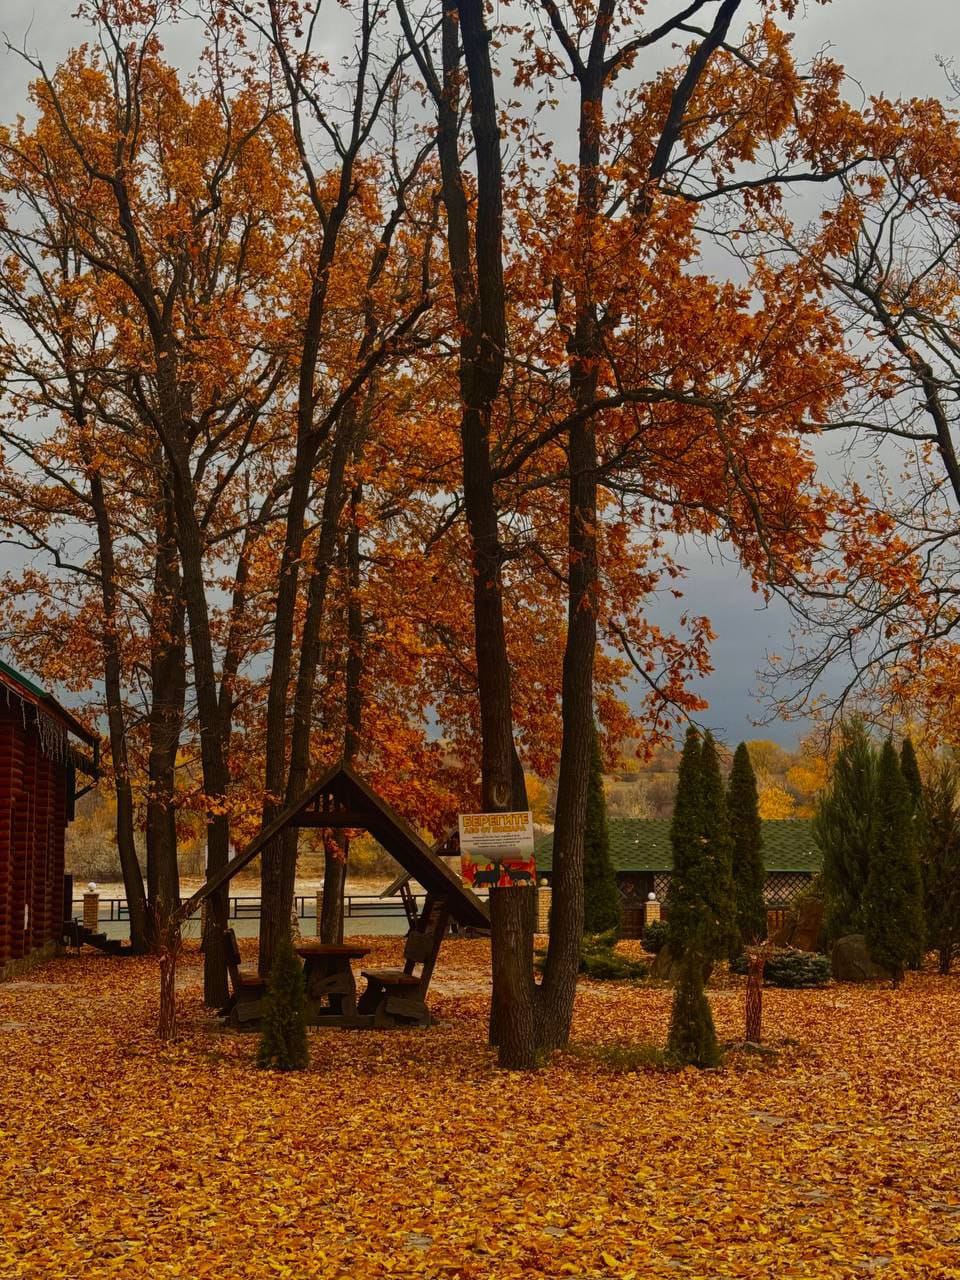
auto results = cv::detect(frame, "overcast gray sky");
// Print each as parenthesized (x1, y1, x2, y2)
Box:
(2, 0, 958, 747)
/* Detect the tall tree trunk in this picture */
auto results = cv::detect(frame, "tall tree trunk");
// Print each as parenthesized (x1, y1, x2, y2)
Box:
(146, 477, 185, 941)
(535, 0, 742, 1052)
(446, 0, 536, 1061)
(538, 59, 604, 1051)
(490, 886, 539, 1069)
(88, 466, 150, 953)
(154, 351, 231, 1006)
(259, 412, 360, 973)
(321, 483, 365, 945)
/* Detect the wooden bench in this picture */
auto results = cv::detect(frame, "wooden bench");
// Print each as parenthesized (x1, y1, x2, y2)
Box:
(358, 894, 449, 1027)
(222, 928, 268, 1025)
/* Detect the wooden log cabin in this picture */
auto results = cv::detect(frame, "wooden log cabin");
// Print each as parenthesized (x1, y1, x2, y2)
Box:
(0, 660, 98, 977)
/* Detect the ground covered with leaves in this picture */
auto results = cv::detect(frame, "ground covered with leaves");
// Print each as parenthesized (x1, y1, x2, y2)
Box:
(2, 939, 959, 1279)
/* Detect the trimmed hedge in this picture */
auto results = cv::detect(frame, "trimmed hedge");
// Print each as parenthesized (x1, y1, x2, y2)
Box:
(537, 930, 648, 981)
(581, 948, 649, 981)
(730, 948, 831, 988)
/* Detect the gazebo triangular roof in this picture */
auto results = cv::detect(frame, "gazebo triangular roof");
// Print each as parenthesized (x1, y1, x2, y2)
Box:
(178, 761, 490, 929)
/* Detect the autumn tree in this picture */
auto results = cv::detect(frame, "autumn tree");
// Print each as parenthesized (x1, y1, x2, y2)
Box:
(214, 0, 439, 976)
(765, 93, 960, 743)
(728, 742, 766, 954)
(862, 738, 925, 985)
(0, 17, 305, 971)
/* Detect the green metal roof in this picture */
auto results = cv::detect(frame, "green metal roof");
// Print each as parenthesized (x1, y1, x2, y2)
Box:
(0, 656, 97, 747)
(535, 817, 819, 874)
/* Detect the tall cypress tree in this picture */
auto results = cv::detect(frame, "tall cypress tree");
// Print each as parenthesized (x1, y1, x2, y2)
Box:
(918, 760, 960, 974)
(666, 726, 706, 958)
(814, 720, 878, 942)
(728, 742, 766, 953)
(700, 732, 737, 961)
(863, 737, 925, 984)
(583, 727, 620, 936)
(900, 737, 923, 813)
(665, 726, 722, 1067)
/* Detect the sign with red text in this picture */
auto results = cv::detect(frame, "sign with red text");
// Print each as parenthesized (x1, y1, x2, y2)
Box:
(457, 810, 536, 889)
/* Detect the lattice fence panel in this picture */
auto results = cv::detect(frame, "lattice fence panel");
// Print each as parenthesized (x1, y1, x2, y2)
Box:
(763, 872, 812, 907)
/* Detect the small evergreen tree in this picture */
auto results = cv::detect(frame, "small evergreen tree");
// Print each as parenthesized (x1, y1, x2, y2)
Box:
(918, 760, 960, 974)
(727, 742, 766, 954)
(257, 928, 309, 1071)
(667, 943, 721, 1068)
(862, 737, 925, 984)
(900, 737, 923, 813)
(814, 720, 878, 942)
(583, 727, 621, 936)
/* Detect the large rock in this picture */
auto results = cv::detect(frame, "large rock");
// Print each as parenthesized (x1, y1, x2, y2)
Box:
(831, 933, 890, 983)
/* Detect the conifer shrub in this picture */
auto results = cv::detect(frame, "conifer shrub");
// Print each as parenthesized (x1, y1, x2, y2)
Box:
(257, 929, 309, 1071)
(900, 737, 923, 812)
(699, 733, 738, 961)
(863, 737, 925, 984)
(540, 929, 648, 981)
(730, 947, 831, 988)
(580, 947, 649, 981)
(728, 742, 766, 955)
(815, 720, 879, 942)
(663, 727, 730, 1068)
(918, 760, 960, 974)
(583, 728, 621, 937)
(642, 919, 669, 953)
(667, 947, 721, 1068)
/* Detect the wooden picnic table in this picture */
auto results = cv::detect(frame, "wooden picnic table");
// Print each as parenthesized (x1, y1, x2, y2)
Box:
(296, 941, 370, 1026)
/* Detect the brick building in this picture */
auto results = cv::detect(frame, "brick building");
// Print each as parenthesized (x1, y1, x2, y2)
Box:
(0, 660, 97, 976)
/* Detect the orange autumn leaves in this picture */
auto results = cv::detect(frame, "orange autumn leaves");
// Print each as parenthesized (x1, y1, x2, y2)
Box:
(3, 943, 960, 1278)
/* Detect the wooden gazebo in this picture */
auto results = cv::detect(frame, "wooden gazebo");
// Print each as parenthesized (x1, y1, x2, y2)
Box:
(178, 762, 489, 1026)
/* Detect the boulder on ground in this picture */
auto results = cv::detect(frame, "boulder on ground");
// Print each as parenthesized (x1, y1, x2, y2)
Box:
(831, 933, 890, 983)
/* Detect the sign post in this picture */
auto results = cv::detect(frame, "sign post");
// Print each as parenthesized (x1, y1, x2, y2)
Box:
(457, 810, 536, 888)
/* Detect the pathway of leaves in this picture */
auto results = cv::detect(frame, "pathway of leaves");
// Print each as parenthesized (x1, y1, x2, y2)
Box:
(2, 939, 959, 1279)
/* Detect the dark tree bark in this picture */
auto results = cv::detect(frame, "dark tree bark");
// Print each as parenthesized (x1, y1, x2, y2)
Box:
(255, 1, 432, 968)
(320, 482, 366, 945)
(538, 0, 743, 1053)
(399, 0, 533, 1059)
(537, 19, 607, 1054)
(146, 476, 186, 940)
(490, 886, 539, 1069)
(87, 462, 150, 953)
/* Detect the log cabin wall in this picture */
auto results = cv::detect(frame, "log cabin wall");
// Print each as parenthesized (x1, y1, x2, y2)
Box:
(0, 703, 73, 971)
